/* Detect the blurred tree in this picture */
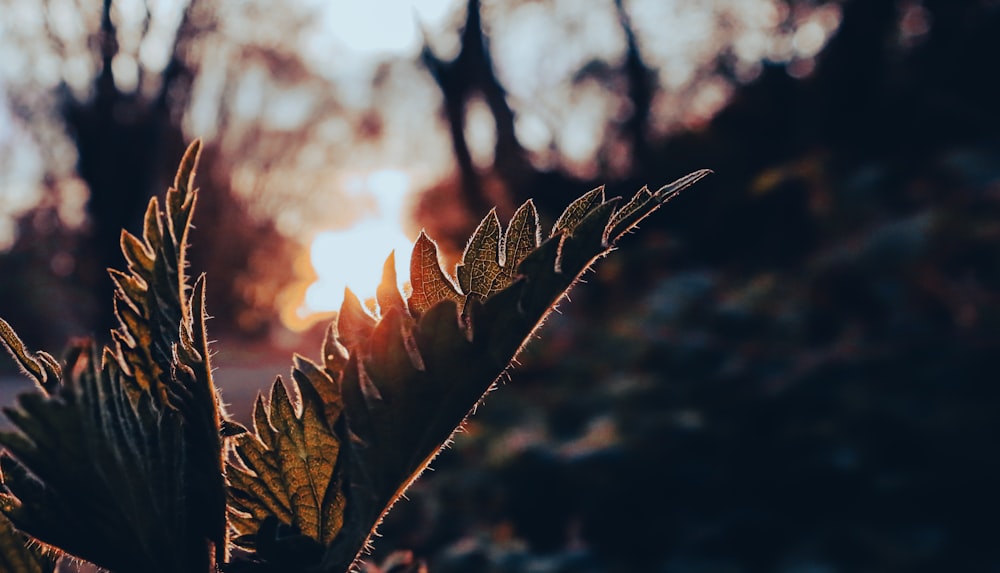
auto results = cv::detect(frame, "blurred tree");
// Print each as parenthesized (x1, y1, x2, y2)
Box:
(0, 0, 326, 344)
(63, 0, 196, 336)
(412, 0, 856, 245)
(0, 0, 198, 345)
(377, 1, 1000, 569)
(3, 0, 998, 339)
(0, 0, 998, 568)
(415, 0, 1000, 273)
(422, 0, 531, 217)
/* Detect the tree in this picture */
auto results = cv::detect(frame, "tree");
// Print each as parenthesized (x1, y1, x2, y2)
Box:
(0, 0, 319, 342)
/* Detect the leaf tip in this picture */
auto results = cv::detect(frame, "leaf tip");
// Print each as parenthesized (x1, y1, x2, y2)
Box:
(653, 169, 713, 202)
(174, 139, 203, 194)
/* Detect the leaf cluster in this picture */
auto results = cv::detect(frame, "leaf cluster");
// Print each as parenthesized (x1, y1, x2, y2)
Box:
(0, 141, 707, 572)
(0, 142, 225, 573)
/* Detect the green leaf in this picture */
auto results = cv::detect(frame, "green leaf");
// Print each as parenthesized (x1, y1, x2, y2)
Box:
(0, 140, 229, 573)
(227, 171, 709, 572)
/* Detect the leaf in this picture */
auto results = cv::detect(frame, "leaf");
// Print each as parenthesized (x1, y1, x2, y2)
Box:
(337, 289, 376, 351)
(376, 253, 407, 318)
(0, 512, 55, 573)
(227, 365, 347, 560)
(406, 232, 462, 315)
(490, 199, 540, 295)
(552, 185, 605, 236)
(456, 209, 503, 300)
(226, 171, 709, 572)
(606, 170, 712, 242)
(0, 344, 192, 573)
(0, 320, 60, 394)
(0, 140, 229, 573)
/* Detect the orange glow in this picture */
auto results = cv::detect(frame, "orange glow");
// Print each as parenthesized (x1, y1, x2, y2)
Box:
(285, 169, 415, 330)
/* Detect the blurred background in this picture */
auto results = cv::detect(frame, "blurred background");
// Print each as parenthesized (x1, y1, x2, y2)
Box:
(1, 0, 999, 571)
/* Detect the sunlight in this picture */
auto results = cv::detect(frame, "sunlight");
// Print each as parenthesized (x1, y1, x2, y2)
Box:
(302, 169, 414, 316)
(321, 0, 459, 57)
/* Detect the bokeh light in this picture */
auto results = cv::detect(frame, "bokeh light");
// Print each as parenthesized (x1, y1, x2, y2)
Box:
(301, 169, 415, 318)
(319, 0, 460, 58)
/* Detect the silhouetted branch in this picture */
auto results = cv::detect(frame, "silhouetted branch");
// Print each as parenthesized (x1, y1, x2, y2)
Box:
(61, 0, 199, 336)
(422, 0, 531, 218)
(614, 0, 655, 171)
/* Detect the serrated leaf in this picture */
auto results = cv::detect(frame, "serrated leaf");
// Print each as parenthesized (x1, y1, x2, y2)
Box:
(0, 140, 228, 573)
(0, 344, 193, 573)
(327, 174, 706, 570)
(230, 463, 293, 523)
(120, 230, 155, 275)
(376, 253, 406, 318)
(227, 367, 347, 561)
(292, 355, 344, 431)
(0, 512, 55, 573)
(456, 209, 503, 299)
(606, 185, 653, 240)
(606, 169, 712, 241)
(223, 172, 709, 572)
(491, 199, 540, 294)
(407, 232, 462, 315)
(337, 289, 376, 351)
(0, 320, 57, 393)
(555, 197, 620, 274)
(552, 185, 605, 236)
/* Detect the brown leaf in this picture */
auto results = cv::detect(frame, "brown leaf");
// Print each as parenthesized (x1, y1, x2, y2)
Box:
(407, 232, 461, 315)
(456, 209, 503, 299)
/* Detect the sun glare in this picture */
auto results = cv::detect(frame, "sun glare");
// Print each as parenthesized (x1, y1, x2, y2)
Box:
(301, 169, 415, 318)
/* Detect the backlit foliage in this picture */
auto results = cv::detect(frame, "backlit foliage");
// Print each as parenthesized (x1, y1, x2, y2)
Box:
(0, 141, 707, 572)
